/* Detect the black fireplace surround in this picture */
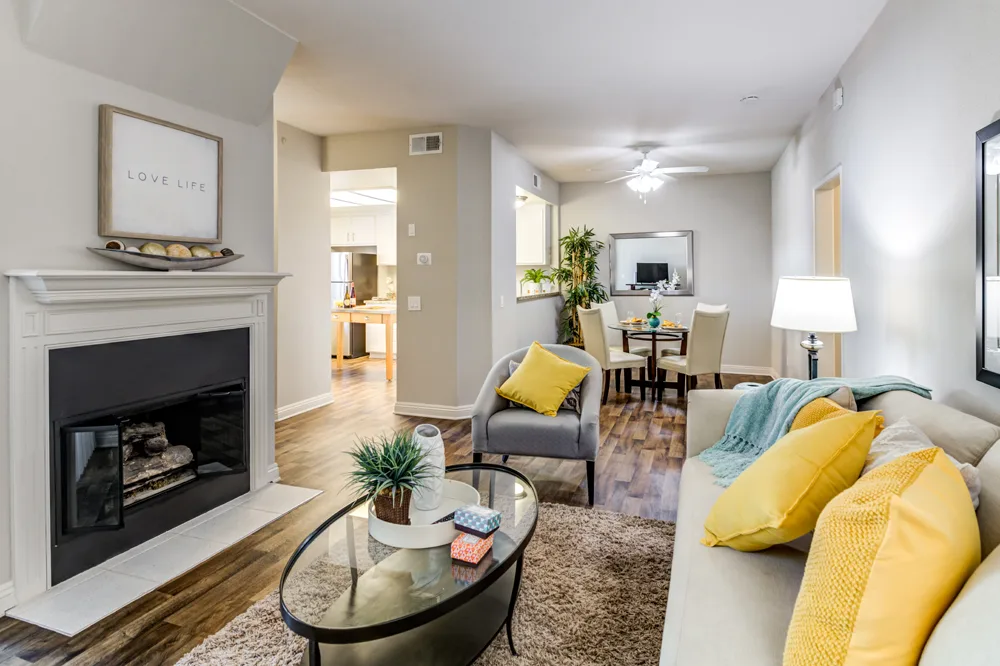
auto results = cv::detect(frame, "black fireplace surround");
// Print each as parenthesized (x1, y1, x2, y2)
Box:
(49, 329, 251, 584)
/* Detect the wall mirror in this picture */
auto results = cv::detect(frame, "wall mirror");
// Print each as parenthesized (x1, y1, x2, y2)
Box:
(609, 231, 694, 296)
(977, 119, 1000, 388)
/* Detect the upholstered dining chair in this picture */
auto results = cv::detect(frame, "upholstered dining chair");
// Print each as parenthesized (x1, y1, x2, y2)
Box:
(590, 301, 652, 357)
(578, 306, 648, 403)
(472, 344, 601, 504)
(662, 302, 729, 357)
(656, 307, 730, 399)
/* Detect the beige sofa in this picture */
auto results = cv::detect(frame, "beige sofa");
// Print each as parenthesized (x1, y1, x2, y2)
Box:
(659, 389, 1000, 665)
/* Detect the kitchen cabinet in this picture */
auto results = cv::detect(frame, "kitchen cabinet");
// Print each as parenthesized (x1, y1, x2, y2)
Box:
(376, 211, 397, 265)
(516, 203, 550, 265)
(331, 215, 376, 246)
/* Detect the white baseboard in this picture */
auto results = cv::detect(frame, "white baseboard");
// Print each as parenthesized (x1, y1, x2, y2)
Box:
(266, 463, 281, 484)
(0, 581, 16, 613)
(368, 352, 397, 360)
(394, 402, 474, 420)
(721, 365, 777, 379)
(275, 392, 334, 422)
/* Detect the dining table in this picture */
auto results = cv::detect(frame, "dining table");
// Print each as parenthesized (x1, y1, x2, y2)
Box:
(606, 321, 690, 400)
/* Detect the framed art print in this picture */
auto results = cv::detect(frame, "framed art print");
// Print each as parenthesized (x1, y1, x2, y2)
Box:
(98, 105, 223, 243)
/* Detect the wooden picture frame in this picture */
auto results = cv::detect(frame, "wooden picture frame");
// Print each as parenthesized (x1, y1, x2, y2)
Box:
(98, 104, 223, 243)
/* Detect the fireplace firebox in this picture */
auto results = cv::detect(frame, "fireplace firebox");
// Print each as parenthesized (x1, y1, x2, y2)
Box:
(49, 329, 251, 584)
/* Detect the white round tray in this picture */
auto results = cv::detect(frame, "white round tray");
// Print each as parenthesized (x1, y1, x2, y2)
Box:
(368, 479, 480, 549)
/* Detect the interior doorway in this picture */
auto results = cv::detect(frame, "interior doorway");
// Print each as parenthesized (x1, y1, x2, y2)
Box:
(814, 169, 843, 377)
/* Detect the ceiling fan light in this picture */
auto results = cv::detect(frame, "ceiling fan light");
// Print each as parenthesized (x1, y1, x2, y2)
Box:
(650, 177, 665, 191)
(626, 178, 641, 192)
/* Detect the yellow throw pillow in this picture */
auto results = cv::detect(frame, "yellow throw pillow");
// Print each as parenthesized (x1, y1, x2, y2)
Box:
(495, 342, 591, 417)
(702, 410, 880, 552)
(784, 448, 980, 666)
(791, 396, 884, 435)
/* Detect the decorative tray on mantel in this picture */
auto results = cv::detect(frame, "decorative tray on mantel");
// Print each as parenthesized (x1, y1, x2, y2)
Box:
(88, 247, 244, 271)
(367, 479, 481, 549)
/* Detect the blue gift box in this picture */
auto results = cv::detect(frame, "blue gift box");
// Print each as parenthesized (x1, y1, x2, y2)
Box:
(455, 504, 502, 538)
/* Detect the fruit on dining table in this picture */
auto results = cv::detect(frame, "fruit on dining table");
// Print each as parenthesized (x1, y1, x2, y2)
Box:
(139, 242, 167, 256)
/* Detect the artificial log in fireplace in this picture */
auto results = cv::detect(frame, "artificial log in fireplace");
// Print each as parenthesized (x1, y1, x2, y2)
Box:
(50, 329, 251, 584)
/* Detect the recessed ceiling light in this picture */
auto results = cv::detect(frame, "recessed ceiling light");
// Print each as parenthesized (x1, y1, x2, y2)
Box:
(740, 95, 761, 104)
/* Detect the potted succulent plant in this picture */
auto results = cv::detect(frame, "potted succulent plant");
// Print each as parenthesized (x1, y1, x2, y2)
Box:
(520, 268, 550, 295)
(346, 431, 433, 525)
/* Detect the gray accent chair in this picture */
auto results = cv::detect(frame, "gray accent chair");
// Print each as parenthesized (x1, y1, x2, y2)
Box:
(472, 344, 602, 504)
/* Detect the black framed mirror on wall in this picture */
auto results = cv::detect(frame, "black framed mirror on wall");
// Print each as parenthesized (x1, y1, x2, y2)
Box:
(976, 119, 1000, 388)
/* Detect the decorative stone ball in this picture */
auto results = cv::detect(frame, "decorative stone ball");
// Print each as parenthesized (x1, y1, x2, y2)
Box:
(165, 244, 193, 258)
(220, 248, 235, 257)
(189, 245, 213, 258)
(139, 242, 167, 256)
(211, 251, 224, 257)
(126, 246, 141, 253)
(104, 240, 126, 251)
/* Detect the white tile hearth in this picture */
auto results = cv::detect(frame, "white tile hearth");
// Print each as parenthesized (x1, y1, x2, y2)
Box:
(5, 483, 321, 636)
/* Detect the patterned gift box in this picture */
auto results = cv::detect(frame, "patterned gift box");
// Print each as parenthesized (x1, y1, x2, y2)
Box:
(454, 504, 502, 538)
(450, 532, 494, 564)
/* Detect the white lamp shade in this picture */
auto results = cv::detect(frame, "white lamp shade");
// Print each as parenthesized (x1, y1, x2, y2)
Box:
(771, 276, 857, 333)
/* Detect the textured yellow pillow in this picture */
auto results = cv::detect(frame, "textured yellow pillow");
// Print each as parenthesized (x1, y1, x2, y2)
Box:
(495, 342, 590, 417)
(784, 448, 981, 666)
(792, 396, 884, 435)
(702, 410, 880, 552)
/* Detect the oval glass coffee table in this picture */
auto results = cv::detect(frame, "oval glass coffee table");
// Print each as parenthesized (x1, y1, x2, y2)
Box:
(280, 464, 538, 665)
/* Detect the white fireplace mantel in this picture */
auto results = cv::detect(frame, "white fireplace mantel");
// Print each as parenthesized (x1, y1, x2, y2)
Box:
(5, 269, 289, 607)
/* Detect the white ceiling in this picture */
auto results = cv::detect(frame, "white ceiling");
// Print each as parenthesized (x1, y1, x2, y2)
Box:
(236, 0, 886, 181)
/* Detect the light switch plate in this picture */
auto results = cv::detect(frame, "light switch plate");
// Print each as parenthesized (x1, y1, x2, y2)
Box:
(408, 224, 416, 237)
(417, 253, 432, 266)
(408, 296, 421, 311)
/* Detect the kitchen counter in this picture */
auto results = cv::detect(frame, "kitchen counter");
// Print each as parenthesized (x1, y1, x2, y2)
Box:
(332, 307, 397, 380)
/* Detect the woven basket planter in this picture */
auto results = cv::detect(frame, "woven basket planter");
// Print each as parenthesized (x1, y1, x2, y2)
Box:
(373, 488, 412, 525)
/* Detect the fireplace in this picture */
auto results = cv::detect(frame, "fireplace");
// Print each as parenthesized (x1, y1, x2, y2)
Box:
(49, 328, 250, 584)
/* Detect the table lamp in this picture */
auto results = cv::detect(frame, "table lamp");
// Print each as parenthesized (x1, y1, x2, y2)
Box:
(771, 277, 857, 380)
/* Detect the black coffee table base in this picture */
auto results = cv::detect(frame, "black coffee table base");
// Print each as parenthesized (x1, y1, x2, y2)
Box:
(302, 563, 521, 665)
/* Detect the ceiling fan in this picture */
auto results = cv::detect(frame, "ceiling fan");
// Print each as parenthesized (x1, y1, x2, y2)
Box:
(594, 147, 709, 202)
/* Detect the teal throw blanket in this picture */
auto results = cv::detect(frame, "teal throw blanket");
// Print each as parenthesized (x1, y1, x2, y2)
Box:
(698, 377, 931, 487)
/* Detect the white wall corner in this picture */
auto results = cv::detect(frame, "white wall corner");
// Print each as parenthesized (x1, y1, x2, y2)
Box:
(0, 581, 16, 613)
(394, 402, 474, 420)
(275, 392, 334, 422)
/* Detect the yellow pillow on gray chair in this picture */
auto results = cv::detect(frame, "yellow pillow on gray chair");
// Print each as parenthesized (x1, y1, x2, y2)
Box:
(495, 342, 591, 417)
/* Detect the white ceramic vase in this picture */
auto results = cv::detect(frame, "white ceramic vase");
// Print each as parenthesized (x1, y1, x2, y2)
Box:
(412, 424, 445, 511)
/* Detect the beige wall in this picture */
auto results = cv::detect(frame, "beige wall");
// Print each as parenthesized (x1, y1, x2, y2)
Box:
(276, 123, 333, 414)
(0, 2, 276, 600)
(490, 132, 561, 361)
(324, 128, 464, 408)
(771, 0, 1000, 420)
(560, 173, 774, 371)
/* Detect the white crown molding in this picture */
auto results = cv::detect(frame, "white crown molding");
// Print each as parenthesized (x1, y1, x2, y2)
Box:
(394, 402, 474, 420)
(275, 392, 334, 422)
(4, 270, 289, 305)
(5, 269, 287, 606)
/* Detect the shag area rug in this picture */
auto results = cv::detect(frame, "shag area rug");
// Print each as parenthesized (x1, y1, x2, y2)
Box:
(176, 503, 675, 666)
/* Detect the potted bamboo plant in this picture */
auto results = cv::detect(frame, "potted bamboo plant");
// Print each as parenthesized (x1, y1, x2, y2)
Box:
(346, 431, 433, 525)
(551, 226, 609, 345)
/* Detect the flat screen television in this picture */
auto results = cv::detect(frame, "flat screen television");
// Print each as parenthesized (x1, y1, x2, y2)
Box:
(636, 262, 669, 284)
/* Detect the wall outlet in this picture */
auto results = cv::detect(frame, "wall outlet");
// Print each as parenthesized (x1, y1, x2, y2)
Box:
(500, 295, 505, 308)
(408, 223, 415, 237)
(408, 296, 421, 311)
(417, 253, 432, 266)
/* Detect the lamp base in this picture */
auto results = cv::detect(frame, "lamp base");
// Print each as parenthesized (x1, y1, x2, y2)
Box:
(800, 333, 823, 380)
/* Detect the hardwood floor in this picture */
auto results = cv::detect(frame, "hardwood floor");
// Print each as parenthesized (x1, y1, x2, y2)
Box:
(0, 357, 768, 665)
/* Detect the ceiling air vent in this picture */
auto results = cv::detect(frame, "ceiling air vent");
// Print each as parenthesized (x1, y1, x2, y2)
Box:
(409, 132, 443, 156)
(532, 173, 541, 189)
